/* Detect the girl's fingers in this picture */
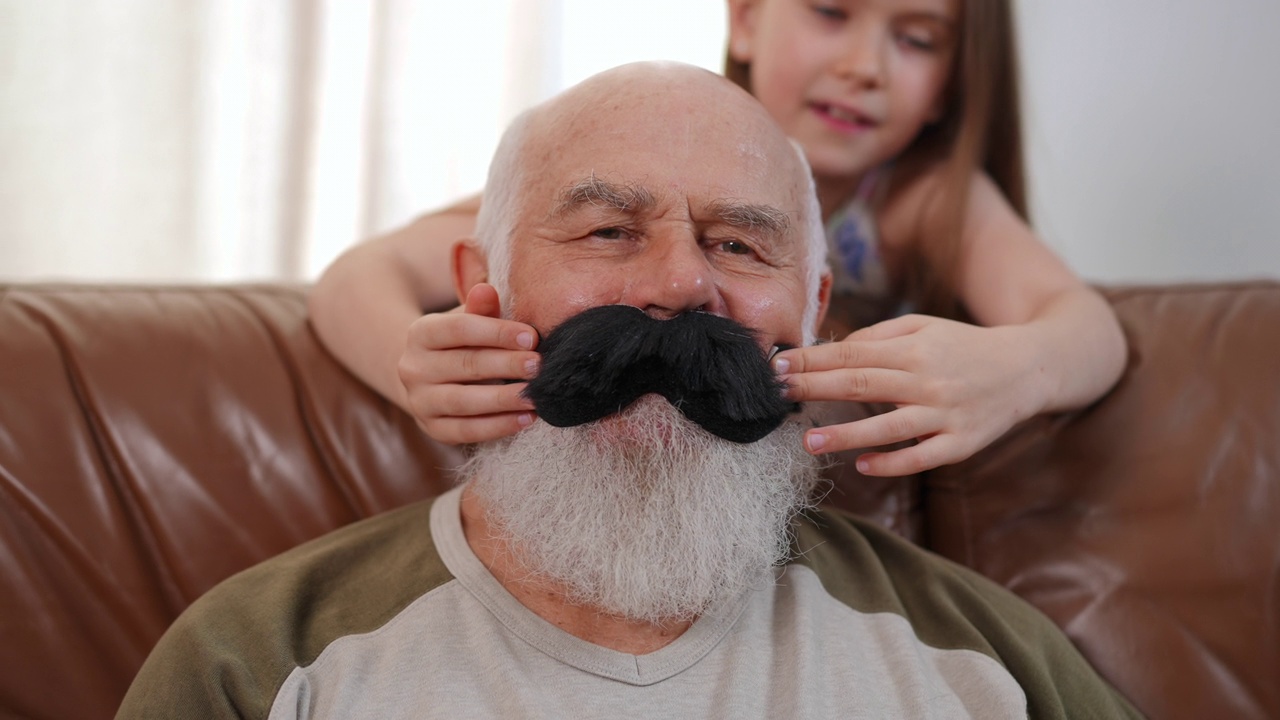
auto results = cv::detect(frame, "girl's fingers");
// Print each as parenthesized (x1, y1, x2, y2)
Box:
(780, 367, 918, 404)
(462, 283, 503, 318)
(413, 381, 534, 420)
(409, 313, 538, 353)
(772, 338, 900, 375)
(404, 347, 540, 385)
(849, 435, 952, 474)
(801, 406, 936, 456)
(421, 411, 537, 446)
(849, 435, 960, 477)
(844, 313, 932, 342)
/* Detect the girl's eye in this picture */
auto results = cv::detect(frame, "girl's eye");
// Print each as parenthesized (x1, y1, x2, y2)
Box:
(899, 34, 936, 51)
(896, 25, 944, 52)
(811, 3, 847, 21)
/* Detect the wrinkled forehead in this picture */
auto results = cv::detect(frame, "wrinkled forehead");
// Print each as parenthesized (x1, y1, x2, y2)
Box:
(519, 78, 810, 219)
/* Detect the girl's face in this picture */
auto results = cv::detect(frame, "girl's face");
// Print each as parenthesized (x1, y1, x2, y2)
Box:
(728, 0, 958, 187)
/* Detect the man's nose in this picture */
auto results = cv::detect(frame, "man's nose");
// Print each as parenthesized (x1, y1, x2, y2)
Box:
(622, 235, 720, 319)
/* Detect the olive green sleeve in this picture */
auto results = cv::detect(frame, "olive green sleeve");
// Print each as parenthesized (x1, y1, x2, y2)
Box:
(116, 500, 452, 720)
(791, 508, 1145, 719)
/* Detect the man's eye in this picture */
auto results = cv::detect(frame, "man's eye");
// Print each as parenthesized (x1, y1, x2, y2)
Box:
(720, 240, 755, 256)
(591, 227, 627, 240)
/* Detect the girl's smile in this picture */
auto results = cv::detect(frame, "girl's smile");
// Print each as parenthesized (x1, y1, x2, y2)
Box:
(728, 0, 956, 189)
(809, 100, 880, 134)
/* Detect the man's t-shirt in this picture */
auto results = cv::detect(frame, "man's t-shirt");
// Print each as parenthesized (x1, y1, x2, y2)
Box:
(116, 487, 1142, 719)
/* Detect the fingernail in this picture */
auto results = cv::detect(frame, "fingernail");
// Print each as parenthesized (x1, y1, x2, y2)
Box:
(806, 432, 826, 452)
(774, 357, 790, 374)
(517, 412, 534, 427)
(516, 331, 534, 350)
(856, 459, 870, 473)
(524, 358, 539, 376)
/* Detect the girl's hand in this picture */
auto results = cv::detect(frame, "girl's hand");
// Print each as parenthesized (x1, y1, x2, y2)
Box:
(775, 314, 1047, 477)
(397, 283, 541, 444)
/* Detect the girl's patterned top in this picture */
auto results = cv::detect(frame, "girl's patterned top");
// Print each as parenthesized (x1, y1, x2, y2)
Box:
(822, 166, 909, 330)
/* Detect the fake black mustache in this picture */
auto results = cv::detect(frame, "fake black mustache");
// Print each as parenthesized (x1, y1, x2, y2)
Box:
(521, 305, 798, 444)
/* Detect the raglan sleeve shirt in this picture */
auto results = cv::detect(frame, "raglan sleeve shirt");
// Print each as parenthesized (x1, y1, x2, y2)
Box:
(115, 492, 1143, 719)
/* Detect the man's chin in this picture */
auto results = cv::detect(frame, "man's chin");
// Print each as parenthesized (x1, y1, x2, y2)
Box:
(588, 395, 686, 448)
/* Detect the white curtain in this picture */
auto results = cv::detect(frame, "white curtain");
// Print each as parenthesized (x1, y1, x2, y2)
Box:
(0, 0, 726, 283)
(4, 2, 1278, 285)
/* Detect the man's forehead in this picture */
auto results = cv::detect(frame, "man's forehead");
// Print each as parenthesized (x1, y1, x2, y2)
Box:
(545, 173, 798, 227)
(528, 130, 803, 210)
(531, 92, 788, 179)
(516, 70, 811, 232)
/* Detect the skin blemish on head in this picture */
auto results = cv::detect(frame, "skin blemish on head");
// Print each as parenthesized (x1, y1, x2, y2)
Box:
(735, 140, 769, 165)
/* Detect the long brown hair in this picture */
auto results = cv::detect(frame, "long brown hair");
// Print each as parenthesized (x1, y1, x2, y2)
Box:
(725, 0, 1027, 319)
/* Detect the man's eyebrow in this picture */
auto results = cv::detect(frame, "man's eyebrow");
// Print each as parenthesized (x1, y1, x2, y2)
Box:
(553, 175, 655, 216)
(707, 199, 791, 236)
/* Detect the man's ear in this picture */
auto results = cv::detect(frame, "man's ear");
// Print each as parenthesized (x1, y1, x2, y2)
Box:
(813, 271, 833, 339)
(452, 238, 488, 305)
(726, 0, 761, 63)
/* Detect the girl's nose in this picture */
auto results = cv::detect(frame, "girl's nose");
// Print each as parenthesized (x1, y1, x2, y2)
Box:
(834, 23, 886, 89)
(622, 234, 721, 319)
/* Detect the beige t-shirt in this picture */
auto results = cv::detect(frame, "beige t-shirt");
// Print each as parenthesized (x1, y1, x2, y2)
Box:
(118, 487, 1141, 719)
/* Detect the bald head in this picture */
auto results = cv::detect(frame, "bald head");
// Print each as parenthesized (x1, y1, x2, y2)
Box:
(469, 61, 828, 345)
(530, 63, 804, 179)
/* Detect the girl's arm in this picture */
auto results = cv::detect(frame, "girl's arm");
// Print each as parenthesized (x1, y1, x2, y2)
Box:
(308, 194, 540, 441)
(943, 171, 1128, 411)
(775, 170, 1127, 476)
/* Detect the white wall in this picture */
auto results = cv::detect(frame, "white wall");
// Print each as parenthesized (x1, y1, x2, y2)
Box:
(2, 1, 1276, 284)
(1017, 1, 1280, 283)
(487, 1, 1280, 285)
(0, 0, 729, 283)
(482, 1, 1280, 285)
(1, 2, 208, 280)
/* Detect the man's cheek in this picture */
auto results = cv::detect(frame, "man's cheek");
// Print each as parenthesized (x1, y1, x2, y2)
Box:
(725, 291, 806, 348)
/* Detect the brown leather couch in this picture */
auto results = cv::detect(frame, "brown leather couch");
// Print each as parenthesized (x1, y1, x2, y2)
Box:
(2, 280, 1277, 719)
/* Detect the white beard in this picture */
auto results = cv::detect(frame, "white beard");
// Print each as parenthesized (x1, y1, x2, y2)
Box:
(461, 395, 826, 624)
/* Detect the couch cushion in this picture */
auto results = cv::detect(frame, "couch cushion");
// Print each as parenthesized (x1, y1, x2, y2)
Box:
(927, 281, 1280, 719)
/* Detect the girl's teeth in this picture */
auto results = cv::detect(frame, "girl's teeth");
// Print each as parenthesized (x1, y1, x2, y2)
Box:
(827, 106, 859, 123)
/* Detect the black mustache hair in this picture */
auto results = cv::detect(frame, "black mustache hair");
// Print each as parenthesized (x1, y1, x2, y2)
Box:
(521, 305, 798, 444)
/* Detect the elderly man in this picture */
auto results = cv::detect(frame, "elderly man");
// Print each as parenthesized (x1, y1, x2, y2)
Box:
(118, 62, 1138, 719)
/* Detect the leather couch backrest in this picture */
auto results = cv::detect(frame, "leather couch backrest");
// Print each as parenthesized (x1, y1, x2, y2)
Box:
(0, 285, 463, 719)
(2, 281, 1278, 719)
(928, 282, 1280, 719)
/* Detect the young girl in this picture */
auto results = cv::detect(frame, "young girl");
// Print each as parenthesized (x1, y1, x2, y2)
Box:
(308, 0, 1126, 477)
